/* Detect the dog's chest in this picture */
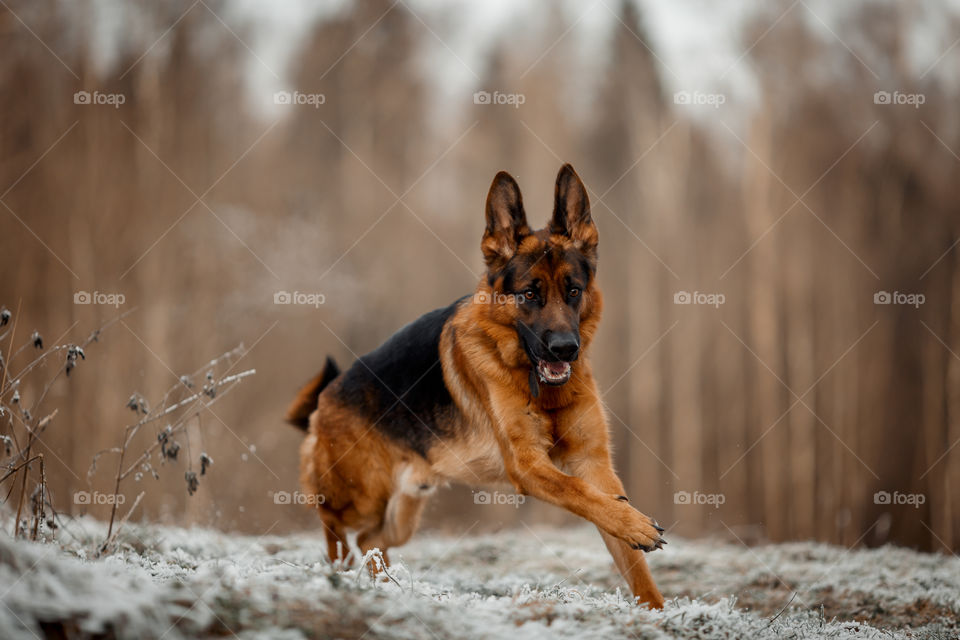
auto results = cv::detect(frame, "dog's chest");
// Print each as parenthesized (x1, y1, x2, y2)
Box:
(426, 425, 508, 486)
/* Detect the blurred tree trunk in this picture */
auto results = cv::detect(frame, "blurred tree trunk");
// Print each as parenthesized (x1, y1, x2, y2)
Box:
(743, 111, 787, 539)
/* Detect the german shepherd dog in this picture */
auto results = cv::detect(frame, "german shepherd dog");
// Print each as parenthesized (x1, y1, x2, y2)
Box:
(286, 164, 665, 608)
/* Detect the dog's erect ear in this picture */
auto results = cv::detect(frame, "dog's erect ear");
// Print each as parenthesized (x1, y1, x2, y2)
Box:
(482, 171, 530, 271)
(550, 164, 598, 260)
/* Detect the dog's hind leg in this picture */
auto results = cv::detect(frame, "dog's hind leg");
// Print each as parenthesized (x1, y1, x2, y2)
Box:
(382, 492, 428, 548)
(357, 527, 390, 575)
(357, 490, 428, 576)
(322, 521, 350, 567)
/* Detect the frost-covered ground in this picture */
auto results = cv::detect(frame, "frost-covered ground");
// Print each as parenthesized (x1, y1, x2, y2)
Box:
(1, 519, 958, 639)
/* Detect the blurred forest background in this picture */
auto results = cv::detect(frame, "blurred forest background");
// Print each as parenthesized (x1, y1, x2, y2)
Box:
(2, 0, 960, 553)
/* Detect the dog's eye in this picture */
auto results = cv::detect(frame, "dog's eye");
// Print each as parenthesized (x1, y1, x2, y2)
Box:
(569, 288, 581, 298)
(523, 289, 536, 301)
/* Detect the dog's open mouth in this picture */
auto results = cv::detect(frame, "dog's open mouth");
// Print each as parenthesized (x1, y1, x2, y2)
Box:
(536, 359, 572, 385)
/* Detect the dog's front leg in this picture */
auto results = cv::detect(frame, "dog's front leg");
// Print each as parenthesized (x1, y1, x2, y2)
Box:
(501, 442, 665, 607)
(565, 452, 665, 608)
(490, 397, 665, 568)
(554, 400, 665, 608)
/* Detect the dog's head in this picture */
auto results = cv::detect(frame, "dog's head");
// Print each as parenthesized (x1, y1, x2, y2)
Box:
(480, 164, 600, 389)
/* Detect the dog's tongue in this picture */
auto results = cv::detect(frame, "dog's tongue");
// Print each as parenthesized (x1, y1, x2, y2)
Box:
(543, 361, 568, 375)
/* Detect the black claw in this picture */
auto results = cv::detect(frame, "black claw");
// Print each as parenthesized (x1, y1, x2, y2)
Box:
(658, 537, 667, 545)
(654, 524, 665, 533)
(616, 495, 629, 502)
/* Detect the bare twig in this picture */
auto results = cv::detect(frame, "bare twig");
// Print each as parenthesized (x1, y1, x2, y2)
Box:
(1, 305, 254, 552)
(13, 450, 29, 537)
(100, 490, 145, 554)
(92, 345, 255, 553)
(0, 307, 136, 401)
(765, 591, 799, 627)
(0, 299, 22, 400)
(30, 454, 46, 540)
(1, 308, 134, 539)
(0, 453, 44, 485)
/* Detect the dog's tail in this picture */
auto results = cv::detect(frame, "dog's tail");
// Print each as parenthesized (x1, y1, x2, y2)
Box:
(285, 356, 341, 430)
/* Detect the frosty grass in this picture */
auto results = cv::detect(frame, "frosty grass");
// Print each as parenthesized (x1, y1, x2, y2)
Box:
(1, 518, 958, 639)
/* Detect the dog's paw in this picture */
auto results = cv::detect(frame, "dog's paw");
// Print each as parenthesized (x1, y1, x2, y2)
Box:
(635, 592, 666, 609)
(608, 501, 667, 552)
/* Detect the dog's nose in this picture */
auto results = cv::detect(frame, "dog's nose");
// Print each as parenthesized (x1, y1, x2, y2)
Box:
(546, 332, 580, 361)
